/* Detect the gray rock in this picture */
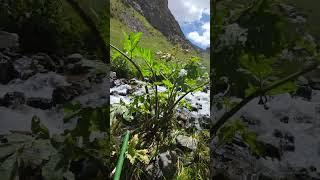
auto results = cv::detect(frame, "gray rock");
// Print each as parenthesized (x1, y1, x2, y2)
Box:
(212, 90, 320, 179)
(65, 62, 91, 74)
(0, 53, 18, 84)
(1, 92, 25, 107)
(158, 151, 177, 178)
(52, 85, 83, 105)
(177, 109, 189, 122)
(2, 49, 21, 58)
(13, 56, 37, 80)
(176, 135, 198, 151)
(295, 85, 312, 100)
(66, 53, 83, 63)
(147, 150, 177, 179)
(110, 71, 117, 79)
(110, 84, 131, 96)
(26, 97, 52, 110)
(31, 53, 56, 72)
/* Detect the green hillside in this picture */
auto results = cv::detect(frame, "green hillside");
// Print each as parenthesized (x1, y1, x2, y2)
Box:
(110, 0, 207, 64)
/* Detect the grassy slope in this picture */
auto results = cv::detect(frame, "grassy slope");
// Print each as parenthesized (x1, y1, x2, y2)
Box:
(110, 0, 209, 68)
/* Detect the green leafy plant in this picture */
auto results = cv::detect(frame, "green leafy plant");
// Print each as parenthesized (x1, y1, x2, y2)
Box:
(63, 103, 108, 143)
(0, 1, 110, 179)
(110, 32, 208, 142)
(216, 120, 263, 155)
(126, 134, 149, 165)
(110, 32, 209, 178)
(0, 108, 110, 180)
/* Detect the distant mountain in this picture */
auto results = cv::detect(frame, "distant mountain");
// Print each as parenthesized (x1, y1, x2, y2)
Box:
(110, 0, 202, 58)
(123, 0, 196, 50)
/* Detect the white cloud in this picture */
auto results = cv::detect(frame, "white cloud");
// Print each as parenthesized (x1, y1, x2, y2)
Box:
(202, 22, 210, 31)
(168, 0, 210, 24)
(187, 22, 210, 48)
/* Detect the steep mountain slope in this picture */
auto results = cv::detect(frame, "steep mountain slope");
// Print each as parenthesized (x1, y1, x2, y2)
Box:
(110, 0, 203, 61)
(122, 0, 195, 50)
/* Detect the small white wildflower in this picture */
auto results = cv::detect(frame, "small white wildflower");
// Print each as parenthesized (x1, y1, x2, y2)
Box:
(178, 69, 188, 77)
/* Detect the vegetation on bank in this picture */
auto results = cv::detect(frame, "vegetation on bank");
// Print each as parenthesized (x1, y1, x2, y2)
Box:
(0, 0, 110, 179)
(211, 0, 319, 178)
(110, 0, 210, 70)
(0, 0, 107, 57)
(0, 0, 319, 179)
(110, 31, 210, 179)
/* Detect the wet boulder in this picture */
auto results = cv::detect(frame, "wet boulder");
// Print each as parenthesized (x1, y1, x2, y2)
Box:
(0, 53, 18, 84)
(1, 92, 26, 107)
(66, 53, 83, 64)
(295, 85, 312, 100)
(52, 84, 84, 105)
(65, 62, 91, 74)
(26, 97, 52, 110)
(176, 135, 198, 151)
(147, 150, 177, 179)
(31, 53, 57, 72)
(158, 151, 177, 178)
(13, 56, 37, 80)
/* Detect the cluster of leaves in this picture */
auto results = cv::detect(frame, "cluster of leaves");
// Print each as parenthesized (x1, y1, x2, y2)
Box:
(110, 32, 209, 178)
(63, 103, 108, 143)
(110, 55, 133, 78)
(216, 120, 283, 160)
(0, 102, 109, 180)
(216, 120, 263, 155)
(111, 31, 208, 134)
(239, 54, 297, 97)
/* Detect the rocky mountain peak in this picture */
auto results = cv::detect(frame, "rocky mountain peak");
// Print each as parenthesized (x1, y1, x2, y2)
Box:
(122, 0, 196, 50)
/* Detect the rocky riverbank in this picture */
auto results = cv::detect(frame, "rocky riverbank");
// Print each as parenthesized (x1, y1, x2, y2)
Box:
(0, 30, 211, 151)
(110, 71, 210, 130)
(211, 83, 320, 179)
(0, 31, 109, 135)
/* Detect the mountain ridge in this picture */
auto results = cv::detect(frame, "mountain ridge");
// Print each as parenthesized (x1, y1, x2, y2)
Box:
(122, 0, 199, 51)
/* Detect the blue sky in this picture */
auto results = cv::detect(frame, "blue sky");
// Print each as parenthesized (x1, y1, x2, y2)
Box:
(168, 0, 210, 49)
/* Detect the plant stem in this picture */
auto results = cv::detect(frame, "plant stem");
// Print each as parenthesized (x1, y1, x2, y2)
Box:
(114, 130, 130, 180)
(110, 43, 144, 79)
(211, 63, 319, 135)
(110, 43, 152, 113)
